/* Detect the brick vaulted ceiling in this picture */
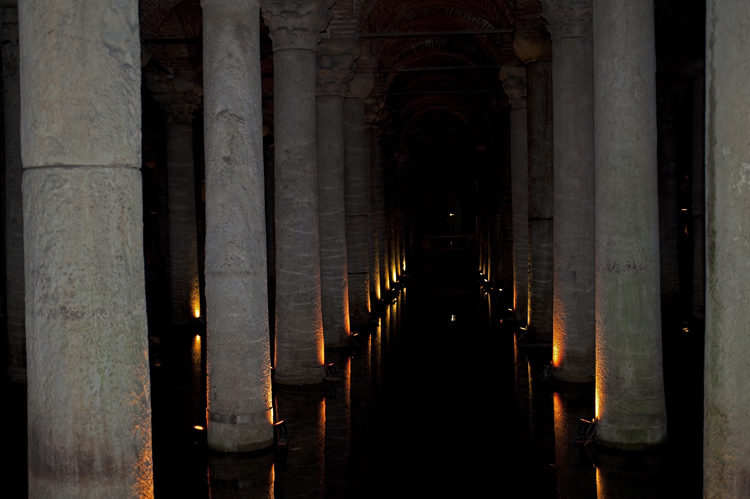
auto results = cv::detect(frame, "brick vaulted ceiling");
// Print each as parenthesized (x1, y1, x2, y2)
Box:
(138, 0, 547, 157)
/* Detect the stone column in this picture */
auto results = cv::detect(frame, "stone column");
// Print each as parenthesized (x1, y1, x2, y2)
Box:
(365, 103, 382, 307)
(344, 72, 375, 328)
(20, 0, 153, 496)
(593, 0, 666, 449)
(2, 7, 24, 384)
(500, 66, 529, 324)
(541, 0, 595, 382)
(690, 70, 705, 321)
(261, 0, 331, 384)
(371, 129, 389, 295)
(316, 38, 356, 348)
(526, 58, 554, 343)
(704, 2, 750, 496)
(153, 92, 202, 325)
(202, 0, 273, 453)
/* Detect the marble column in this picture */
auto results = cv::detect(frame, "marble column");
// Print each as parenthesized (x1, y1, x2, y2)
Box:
(261, 0, 331, 384)
(153, 92, 202, 325)
(704, 1, 750, 496)
(2, 7, 24, 384)
(500, 66, 529, 324)
(202, 0, 273, 452)
(371, 130, 389, 295)
(20, 0, 153, 495)
(593, 0, 666, 449)
(365, 104, 382, 307)
(316, 38, 356, 347)
(526, 58, 554, 343)
(541, 0, 595, 382)
(344, 73, 375, 328)
(690, 70, 705, 321)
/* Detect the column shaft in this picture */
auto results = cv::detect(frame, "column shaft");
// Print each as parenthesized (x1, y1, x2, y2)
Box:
(317, 94, 350, 347)
(543, 0, 596, 382)
(202, 0, 273, 452)
(593, 0, 666, 449)
(704, 1, 750, 496)
(2, 7, 24, 384)
(166, 121, 201, 324)
(526, 61, 554, 343)
(344, 97, 370, 326)
(20, 0, 153, 495)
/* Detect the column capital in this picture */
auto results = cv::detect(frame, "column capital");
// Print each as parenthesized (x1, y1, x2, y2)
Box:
(153, 92, 202, 123)
(261, 0, 333, 51)
(316, 38, 358, 97)
(540, 0, 592, 42)
(499, 66, 527, 110)
(346, 71, 374, 100)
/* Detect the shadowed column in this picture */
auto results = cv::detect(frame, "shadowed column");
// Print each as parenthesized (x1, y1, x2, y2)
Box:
(316, 37, 357, 348)
(152, 91, 202, 326)
(262, 0, 332, 384)
(499, 66, 528, 325)
(202, 0, 273, 452)
(704, 1, 750, 496)
(20, 0, 153, 495)
(542, 0, 595, 382)
(1, 7, 24, 384)
(593, 0, 666, 449)
(344, 72, 375, 328)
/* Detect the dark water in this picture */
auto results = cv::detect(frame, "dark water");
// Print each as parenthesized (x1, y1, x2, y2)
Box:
(2, 252, 703, 498)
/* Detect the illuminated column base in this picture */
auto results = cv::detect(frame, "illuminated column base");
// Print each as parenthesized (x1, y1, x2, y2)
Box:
(526, 59, 554, 344)
(316, 39, 356, 348)
(203, 0, 274, 452)
(262, 0, 329, 384)
(704, 2, 750, 497)
(542, 0, 595, 383)
(593, 0, 666, 450)
(499, 66, 529, 325)
(344, 79, 374, 328)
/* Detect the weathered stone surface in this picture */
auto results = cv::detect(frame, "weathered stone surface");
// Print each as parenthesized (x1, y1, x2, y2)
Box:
(202, 0, 273, 452)
(266, 4, 327, 382)
(541, 0, 592, 42)
(345, 95, 371, 327)
(542, 0, 596, 382)
(262, 0, 333, 51)
(19, 0, 141, 168)
(24, 167, 152, 498)
(593, 0, 666, 449)
(316, 41, 354, 346)
(499, 66, 528, 323)
(704, 1, 750, 496)
(526, 60, 553, 343)
(2, 6, 24, 384)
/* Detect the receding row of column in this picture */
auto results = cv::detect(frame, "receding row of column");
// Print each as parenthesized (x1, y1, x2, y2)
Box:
(500, 0, 667, 452)
(10, 0, 404, 495)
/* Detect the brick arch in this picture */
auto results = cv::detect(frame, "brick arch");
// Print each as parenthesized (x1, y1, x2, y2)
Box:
(139, 0, 186, 39)
(359, 0, 514, 34)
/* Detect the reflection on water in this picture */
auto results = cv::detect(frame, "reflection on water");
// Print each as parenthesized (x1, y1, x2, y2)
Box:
(2, 275, 703, 499)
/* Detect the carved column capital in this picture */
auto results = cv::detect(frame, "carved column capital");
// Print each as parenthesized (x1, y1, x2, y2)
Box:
(262, 0, 333, 51)
(540, 0, 592, 42)
(316, 38, 358, 97)
(153, 92, 202, 123)
(499, 66, 527, 110)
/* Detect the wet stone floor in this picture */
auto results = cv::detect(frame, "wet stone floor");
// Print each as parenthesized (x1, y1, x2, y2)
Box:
(2, 256, 704, 498)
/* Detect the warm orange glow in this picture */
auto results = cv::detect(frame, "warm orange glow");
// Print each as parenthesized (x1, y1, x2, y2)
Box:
(595, 387, 601, 420)
(552, 340, 561, 368)
(194, 425, 204, 430)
